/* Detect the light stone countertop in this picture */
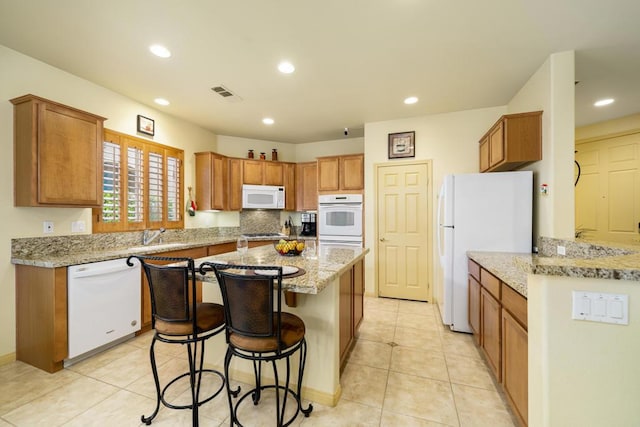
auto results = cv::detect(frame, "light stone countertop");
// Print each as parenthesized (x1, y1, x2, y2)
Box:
(11, 236, 240, 268)
(468, 238, 640, 298)
(10, 233, 309, 268)
(194, 244, 369, 294)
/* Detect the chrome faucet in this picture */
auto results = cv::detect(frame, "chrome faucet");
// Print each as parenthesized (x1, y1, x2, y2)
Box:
(142, 228, 166, 245)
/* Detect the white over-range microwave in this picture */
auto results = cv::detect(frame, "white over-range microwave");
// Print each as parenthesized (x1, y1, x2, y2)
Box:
(242, 184, 285, 209)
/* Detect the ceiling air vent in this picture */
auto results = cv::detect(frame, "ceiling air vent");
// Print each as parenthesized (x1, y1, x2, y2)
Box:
(211, 85, 242, 102)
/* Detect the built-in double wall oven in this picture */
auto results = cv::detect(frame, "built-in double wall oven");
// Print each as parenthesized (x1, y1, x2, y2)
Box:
(317, 194, 363, 247)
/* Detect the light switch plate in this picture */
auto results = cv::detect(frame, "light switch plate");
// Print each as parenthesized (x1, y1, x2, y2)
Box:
(572, 291, 629, 325)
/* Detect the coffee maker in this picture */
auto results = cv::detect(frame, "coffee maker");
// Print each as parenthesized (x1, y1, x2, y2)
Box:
(300, 212, 317, 236)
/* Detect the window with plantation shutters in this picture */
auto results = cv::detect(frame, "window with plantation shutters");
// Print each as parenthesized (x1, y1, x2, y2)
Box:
(93, 129, 184, 233)
(166, 154, 181, 222)
(148, 151, 163, 223)
(127, 145, 144, 225)
(101, 141, 121, 223)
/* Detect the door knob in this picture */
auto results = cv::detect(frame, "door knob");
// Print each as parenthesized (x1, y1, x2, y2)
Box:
(379, 237, 386, 242)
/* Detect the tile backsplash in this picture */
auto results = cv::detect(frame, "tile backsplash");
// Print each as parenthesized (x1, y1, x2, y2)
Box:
(239, 210, 282, 234)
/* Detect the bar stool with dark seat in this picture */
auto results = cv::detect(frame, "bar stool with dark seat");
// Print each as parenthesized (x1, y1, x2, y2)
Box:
(127, 255, 232, 427)
(199, 262, 313, 427)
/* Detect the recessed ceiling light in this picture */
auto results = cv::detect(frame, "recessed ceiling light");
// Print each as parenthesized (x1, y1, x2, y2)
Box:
(278, 61, 295, 74)
(404, 96, 418, 105)
(154, 98, 170, 106)
(149, 44, 171, 58)
(263, 118, 275, 125)
(594, 98, 614, 107)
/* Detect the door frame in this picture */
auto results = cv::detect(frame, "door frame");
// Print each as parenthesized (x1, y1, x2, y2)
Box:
(373, 159, 433, 301)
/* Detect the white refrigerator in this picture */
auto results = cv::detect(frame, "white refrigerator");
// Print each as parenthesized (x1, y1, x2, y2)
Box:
(436, 171, 533, 332)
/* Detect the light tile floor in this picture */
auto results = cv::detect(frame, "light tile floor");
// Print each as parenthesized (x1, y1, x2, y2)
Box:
(0, 297, 517, 426)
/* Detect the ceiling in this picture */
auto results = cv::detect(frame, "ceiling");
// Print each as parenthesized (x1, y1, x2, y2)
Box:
(1, 0, 639, 143)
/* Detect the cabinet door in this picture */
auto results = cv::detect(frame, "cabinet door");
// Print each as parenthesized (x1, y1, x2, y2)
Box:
(468, 275, 481, 344)
(481, 287, 501, 381)
(39, 102, 103, 206)
(283, 163, 296, 210)
(296, 162, 318, 211)
(339, 269, 354, 364)
(340, 154, 364, 190)
(227, 158, 243, 210)
(353, 260, 364, 331)
(243, 160, 264, 185)
(502, 309, 528, 426)
(12, 95, 105, 207)
(195, 152, 227, 211)
(489, 121, 505, 168)
(479, 136, 490, 172)
(317, 157, 340, 192)
(207, 242, 236, 256)
(264, 162, 284, 186)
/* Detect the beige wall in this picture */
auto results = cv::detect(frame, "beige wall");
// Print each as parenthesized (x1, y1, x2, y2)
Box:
(363, 106, 507, 298)
(508, 50, 576, 242)
(528, 274, 640, 425)
(576, 112, 640, 141)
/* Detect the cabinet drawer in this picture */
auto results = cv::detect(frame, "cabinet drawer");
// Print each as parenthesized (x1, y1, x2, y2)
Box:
(502, 283, 527, 329)
(480, 268, 500, 299)
(468, 259, 480, 281)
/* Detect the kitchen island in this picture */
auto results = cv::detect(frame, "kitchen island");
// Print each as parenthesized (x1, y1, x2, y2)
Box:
(467, 237, 640, 426)
(193, 244, 369, 406)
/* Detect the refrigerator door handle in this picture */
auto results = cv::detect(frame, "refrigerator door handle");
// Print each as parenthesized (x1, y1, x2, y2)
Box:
(437, 181, 449, 263)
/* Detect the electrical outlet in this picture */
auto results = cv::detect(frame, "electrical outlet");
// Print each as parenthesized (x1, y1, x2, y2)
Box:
(43, 221, 54, 234)
(71, 220, 86, 233)
(557, 245, 566, 255)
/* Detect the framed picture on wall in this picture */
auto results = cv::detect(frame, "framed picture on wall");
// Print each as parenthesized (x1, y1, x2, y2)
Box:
(137, 115, 155, 136)
(388, 131, 415, 159)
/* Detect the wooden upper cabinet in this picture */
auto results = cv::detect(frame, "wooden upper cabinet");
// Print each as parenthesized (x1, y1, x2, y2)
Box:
(340, 154, 365, 190)
(479, 111, 542, 173)
(243, 159, 265, 185)
(243, 159, 284, 186)
(479, 136, 490, 172)
(318, 154, 364, 193)
(11, 94, 106, 207)
(264, 161, 284, 186)
(195, 152, 228, 211)
(227, 157, 243, 211)
(317, 157, 340, 192)
(282, 162, 296, 210)
(296, 162, 318, 211)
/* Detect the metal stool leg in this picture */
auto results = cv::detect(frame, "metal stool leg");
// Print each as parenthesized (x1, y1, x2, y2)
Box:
(141, 337, 161, 425)
(298, 339, 313, 417)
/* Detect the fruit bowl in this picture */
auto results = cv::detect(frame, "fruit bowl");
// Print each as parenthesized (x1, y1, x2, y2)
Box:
(274, 239, 305, 256)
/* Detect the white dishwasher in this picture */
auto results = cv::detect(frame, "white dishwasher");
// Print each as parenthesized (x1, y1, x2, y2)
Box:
(67, 257, 141, 362)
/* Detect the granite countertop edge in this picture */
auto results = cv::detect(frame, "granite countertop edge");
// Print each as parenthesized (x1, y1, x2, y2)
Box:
(11, 236, 271, 268)
(468, 246, 640, 299)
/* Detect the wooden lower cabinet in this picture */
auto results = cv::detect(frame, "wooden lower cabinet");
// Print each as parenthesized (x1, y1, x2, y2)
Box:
(468, 275, 481, 344)
(502, 308, 528, 427)
(480, 287, 501, 381)
(15, 265, 68, 373)
(339, 260, 365, 367)
(469, 259, 528, 426)
(339, 270, 353, 364)
(353, 260, 364, 330)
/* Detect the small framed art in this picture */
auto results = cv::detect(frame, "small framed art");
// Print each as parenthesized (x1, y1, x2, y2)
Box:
(137, 115, 155, 136)
(388, 131, 415, 159)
